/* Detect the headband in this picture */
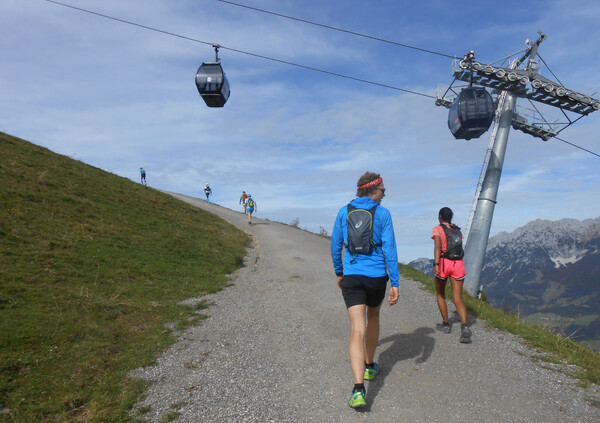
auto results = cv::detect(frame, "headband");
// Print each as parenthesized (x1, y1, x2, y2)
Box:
(358, 177, 382, 190)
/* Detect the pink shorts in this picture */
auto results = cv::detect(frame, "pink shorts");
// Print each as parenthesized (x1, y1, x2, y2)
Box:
(438, 258, 466, 280)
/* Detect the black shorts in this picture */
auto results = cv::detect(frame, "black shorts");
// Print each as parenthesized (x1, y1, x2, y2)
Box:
(341, 275, 389, 309)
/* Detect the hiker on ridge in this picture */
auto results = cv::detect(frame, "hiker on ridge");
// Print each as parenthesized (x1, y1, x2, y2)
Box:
(140, 167, 146, 185)
(330, 171, 399, 409)
(244, 194, 256, 225)
(204, 184, 212, 203)
(431, 207, 471, 344)
(240, 191, 248, 213)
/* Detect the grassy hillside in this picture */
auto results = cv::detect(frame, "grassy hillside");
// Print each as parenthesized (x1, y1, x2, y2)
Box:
(0, 132, 249, 422)
(399, 263, 600, 389)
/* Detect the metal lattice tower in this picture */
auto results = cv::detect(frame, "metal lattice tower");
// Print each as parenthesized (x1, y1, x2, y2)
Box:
(435, 31, 599, 296)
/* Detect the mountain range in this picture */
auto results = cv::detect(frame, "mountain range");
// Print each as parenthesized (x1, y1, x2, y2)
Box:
(408, 217, 600, 350)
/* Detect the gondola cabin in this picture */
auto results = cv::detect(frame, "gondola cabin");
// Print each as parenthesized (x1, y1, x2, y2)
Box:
(195, 62, 230, 107)
(448, 87, 494, 140)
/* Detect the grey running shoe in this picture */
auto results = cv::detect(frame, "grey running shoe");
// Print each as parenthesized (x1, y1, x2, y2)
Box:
(460, 325, 472, 343)
(436, 323, 451, 334)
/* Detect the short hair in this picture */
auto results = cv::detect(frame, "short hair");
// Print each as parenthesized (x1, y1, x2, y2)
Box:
(439, 207, 453, 223)
(356, 171, 381, 197)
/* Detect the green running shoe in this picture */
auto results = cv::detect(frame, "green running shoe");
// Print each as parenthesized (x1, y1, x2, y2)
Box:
(348, 388, 366, 409)
(364, 362, 380, 380)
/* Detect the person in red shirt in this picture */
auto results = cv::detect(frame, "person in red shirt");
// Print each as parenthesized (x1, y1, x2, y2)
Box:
(431, 207, 471, 343)
(239, 191, 248, 213)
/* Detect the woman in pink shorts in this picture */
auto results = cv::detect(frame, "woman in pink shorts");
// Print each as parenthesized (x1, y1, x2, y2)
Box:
(431, 207, 471, 343)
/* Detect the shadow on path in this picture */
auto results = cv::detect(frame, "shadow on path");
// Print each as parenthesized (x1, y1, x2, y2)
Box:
(360, 327, 435, 412)
(450, 310, 477, 326)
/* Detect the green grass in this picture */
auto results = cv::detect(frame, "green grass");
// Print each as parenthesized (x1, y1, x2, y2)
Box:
(0, 132, 249, 422)
(399, 263, 600, 387)
(3, 130, 598, 420)
(523, 312, 599, 329)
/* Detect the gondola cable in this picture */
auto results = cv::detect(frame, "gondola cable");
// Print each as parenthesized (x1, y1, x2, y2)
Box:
(44, 0, 435, 99)
(217, 0, 456, 59)
(44, 0, 599, 157)
(555, 137, 600, 158)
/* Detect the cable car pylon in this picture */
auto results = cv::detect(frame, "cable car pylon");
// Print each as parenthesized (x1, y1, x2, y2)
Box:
(463, 88, 517, 296)
(436, 31, 600, 296)
(463, 89, 510, 245)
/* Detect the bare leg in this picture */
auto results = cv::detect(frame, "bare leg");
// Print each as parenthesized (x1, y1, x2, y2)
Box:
(365, 305, 381, 364)
(347, 305, 367, 384)
(435, 277, 449, 323)
(450, 278, 468, 325)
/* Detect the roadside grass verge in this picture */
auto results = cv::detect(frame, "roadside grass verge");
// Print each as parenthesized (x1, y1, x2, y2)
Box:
(399, 263, 600, 387)
(0, 133, 249, 421)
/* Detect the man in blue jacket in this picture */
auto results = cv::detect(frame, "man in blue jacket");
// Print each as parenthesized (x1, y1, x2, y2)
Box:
(331, 171, 400, 409)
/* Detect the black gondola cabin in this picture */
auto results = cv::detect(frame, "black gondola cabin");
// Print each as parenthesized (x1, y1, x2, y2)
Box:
(195, 62, 230, 107)
(448, 87, 494, 140)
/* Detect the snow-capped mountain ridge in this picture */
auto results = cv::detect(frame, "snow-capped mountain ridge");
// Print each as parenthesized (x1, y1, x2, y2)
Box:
(485, 217, 600, 269)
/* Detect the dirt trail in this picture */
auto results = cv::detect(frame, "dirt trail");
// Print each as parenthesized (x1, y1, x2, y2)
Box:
(131, 192, 600, 423)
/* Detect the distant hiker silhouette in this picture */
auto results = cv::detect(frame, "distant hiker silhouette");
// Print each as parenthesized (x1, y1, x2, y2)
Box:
(204, 184, 212, 203)
(244, 195, 256, 225)
(240, 191, 248, 213)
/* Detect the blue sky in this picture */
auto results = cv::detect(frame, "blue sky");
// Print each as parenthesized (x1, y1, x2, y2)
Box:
(2, 0, 600, 262)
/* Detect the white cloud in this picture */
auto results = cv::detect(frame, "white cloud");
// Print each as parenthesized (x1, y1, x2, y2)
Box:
(2, 0, 600, 264)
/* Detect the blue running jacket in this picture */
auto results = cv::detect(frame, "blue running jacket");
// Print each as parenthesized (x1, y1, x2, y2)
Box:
(331, 196, 400, 287)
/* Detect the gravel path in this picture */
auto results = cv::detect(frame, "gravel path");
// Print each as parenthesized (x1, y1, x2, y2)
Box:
(130, 192, 600, 423)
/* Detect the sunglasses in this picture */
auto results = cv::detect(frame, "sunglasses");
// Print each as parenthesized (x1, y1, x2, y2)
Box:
(376, 187, 386, 194)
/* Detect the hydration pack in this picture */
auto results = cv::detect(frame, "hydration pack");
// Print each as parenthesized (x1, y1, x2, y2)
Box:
(247, 198, 254, 208)
(440, 223, 464, 260)
(346, 204, 380, 256)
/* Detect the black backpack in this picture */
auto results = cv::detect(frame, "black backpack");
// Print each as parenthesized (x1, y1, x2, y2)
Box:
(346, 204, 380, 256)
(440, 223, 464, 260)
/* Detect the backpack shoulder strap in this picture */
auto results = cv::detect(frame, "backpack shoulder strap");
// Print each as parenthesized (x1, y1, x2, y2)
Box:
(371, 204, 381, 247)
(438, 223, 449, 242)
